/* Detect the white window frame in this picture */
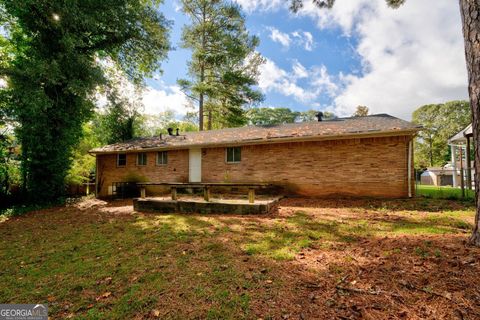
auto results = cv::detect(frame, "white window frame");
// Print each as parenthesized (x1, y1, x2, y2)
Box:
(156, 151, 168, 166)
(117, 153, 127, 167)
(136, 152, 147, 166)
(226, 147, 241, 164)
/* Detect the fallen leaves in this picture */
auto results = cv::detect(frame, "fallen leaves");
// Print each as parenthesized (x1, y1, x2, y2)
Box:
(95, 292, 112, 301)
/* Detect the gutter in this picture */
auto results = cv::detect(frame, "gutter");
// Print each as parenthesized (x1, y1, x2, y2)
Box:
(89, 128, 422, 155)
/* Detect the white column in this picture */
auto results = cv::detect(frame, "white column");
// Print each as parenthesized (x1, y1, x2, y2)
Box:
(451, 145, 458, 187)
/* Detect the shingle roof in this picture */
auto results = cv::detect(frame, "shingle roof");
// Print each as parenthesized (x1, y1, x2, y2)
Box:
(90, 113, 421, 154)
(448, 123, 472, 144)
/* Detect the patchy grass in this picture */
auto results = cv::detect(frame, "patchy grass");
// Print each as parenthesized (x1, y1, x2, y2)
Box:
(416, 184, 475, 201)
(0, 197, 478, 319)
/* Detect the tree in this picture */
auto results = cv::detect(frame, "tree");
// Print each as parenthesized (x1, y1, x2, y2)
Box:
(179, 0, 263, 131)
(0, 0, 171, 203)
(412, 101, 471, 168)
(353, 105, 369, 117)
(0, 125, 20, 200)
(298, 109, 336, 121)
(65, 123, 100, 186)
(135, 110, 198, 137)
(289, 0, 480, 246)
(95, 65, 145, 145)
(247, 108, 300, 125)
(246, 108, 337, 125)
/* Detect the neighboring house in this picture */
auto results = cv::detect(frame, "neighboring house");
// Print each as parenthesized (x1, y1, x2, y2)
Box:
(89, 114, 421, 198)
(420, 166, 459, 186)
(448, 124, 475, 189)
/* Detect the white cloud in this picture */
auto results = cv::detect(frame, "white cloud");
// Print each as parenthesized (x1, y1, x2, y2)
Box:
(142, 83, 190, 117)
(237, 0, 468, 120)
(292, 60, 309, 79)
(298, 0, 468, 119)
(268, 27, 291, 48)
(292, 31, 314, 51)
(268, 27, 316, 51)
(234, 0, 284, 12)
(258, 58, 337, 103)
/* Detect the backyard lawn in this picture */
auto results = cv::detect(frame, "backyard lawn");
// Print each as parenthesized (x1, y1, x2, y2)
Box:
(0, 197, 479, 319)
(416, 184, 475, 200)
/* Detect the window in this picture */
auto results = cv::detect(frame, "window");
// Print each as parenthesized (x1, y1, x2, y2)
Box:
(137, 152, 147, 166)
(117, 153, 126, 167)
(226, 147, 241, 163)
(157, 151, 168, 165)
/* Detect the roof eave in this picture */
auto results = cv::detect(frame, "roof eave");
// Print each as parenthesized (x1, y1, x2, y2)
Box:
(89, 128, 420, 155)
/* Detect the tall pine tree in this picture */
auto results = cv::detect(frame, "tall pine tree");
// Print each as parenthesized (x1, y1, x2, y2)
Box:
(178, 0, 263, 130)
(0, 0, 171, 203)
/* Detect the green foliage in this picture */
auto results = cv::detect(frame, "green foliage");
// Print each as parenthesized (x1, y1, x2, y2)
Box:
(289, 0, 405, 12)
(136, 110, 198, 137)
(179, 0, 264, 130)
(246, 107, 336, 125)
(0, 126, 20, 198)
(0, 0, 171, 203)
(247, 108, 299, 125)
(65, 123, 100, 185)
(352, 105, 369, 117)
(412, 101, 471, 168)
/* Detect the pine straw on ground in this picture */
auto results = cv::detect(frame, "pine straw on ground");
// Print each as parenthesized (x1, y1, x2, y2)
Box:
(0, 197, 479, 319)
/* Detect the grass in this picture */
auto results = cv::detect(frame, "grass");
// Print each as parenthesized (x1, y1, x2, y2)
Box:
(416, 184, 475, 200)
(0, 197, 476, 319)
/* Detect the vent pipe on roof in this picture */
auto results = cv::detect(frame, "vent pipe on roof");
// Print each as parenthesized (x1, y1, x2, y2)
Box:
(316, 112, 324, 122)
(167, 127, 174, 135)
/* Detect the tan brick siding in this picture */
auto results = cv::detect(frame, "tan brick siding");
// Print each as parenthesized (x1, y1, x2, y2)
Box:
(96, 149, 189, 197)
(96, 135, 414, 198)
(201, 136, 412, 198)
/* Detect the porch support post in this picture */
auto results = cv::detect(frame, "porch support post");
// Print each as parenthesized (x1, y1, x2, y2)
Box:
(408, 139, 413, 197)
(248, 188, 255, 204)
(451, 145, 458, 187)
(204, 186, 210, 202)
(140, 186, 146, 199)
(466, 136, 472, 190)
(171, 187, 177, 201)
(460, 146, 465, 198)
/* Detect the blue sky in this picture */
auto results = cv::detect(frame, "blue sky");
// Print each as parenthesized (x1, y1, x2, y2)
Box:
(141, 0, 468, 120)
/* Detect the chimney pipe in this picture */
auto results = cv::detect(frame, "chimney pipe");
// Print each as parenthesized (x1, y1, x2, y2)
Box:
(176, 128, 179, 136)
(167, 127, 174, 135)
(316, 111, 324, 122)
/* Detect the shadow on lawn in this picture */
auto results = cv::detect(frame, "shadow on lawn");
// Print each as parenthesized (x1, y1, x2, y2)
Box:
(280, 197, 474, 213)
(0, 198, 477, 319)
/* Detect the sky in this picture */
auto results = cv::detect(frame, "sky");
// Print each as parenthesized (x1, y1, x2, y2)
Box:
(142, 0, 469, 121)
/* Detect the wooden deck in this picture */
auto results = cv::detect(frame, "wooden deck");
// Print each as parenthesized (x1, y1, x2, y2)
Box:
(137, 182, 272, 204)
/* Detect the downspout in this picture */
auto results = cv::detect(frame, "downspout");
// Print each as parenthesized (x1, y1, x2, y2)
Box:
(88, 152, 98, 198)
(408, 139, 413, 198)
(95, 156, 98, 198)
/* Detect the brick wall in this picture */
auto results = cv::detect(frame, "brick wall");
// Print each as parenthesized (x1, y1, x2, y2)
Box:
(96, 149, 189, 197)
(96, 135, 414, 198)
(201, 135, 412, 198)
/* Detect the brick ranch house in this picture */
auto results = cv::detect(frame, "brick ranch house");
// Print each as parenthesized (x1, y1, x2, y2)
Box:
(89, 114, 421, 198)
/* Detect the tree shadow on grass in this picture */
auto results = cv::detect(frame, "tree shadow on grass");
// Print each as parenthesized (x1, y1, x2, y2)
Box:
(280, 197, 474, 213)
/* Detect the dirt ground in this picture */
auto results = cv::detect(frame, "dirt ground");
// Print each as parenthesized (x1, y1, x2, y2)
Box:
(0, 197, 479, 319)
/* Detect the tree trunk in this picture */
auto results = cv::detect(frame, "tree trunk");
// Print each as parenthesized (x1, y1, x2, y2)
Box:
(199, 92, 204, 131)
(459, 0, 480, 245)
(208, 109, 212, 130)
